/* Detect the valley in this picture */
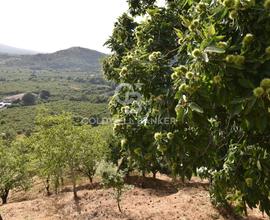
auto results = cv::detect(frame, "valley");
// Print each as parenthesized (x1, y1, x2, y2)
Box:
(0, 47, 111, 135)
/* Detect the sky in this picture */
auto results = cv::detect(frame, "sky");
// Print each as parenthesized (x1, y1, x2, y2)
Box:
(0, 0, 129, 53)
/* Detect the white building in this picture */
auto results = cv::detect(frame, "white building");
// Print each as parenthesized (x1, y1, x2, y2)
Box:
(0, 102, 12, 109)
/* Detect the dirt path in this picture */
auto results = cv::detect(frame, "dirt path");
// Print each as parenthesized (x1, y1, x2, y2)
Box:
(0, 176, 268, 220)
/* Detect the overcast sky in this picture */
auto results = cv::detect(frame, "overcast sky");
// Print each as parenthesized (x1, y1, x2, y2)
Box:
(0, 0, 129, 53)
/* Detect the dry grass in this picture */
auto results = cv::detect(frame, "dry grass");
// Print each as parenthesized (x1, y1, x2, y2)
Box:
(0, 175, 268, 220)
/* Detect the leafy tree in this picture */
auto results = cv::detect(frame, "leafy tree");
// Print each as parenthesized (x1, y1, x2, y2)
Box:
(78, 125, 110, 184)
(32, 109, 110, 198)
(22, 92, 36, 106)
(31, 111, 68, 195)
(0, 138, 31, 204)
(96, 161, 131, 213)
(104, 0, 270, 215)
(40, 90, 51, 100)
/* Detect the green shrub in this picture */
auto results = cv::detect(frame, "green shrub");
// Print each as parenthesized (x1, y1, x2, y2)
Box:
(96, 161, 132, 212)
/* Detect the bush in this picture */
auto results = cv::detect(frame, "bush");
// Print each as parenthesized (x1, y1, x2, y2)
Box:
(96, 161, 132, 212)
(22, 93, 36, 106)
(0, 138, 31, 204)
(40, 90, 51, 100)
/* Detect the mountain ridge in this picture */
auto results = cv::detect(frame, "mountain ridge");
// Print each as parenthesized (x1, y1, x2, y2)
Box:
(0, 44, 38, 55)
(0, 46, 107, 72)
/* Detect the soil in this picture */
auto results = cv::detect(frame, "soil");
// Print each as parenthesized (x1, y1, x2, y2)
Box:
(0, 175, 268, 220)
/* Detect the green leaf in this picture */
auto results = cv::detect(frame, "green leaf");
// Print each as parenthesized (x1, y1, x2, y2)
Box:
(176, 106, 185, 124)
(205, 46, 225, 54)
(257, 160, 262, 171)
(255, 115, 267, 133)
(244, 97, 256, 115)
(174, 28, 183, 39)
(238, 78, 255, 89)
(208, 25, 216, 36)
(179, 15, 190, 27)
(245, 178, 253, 188)
(189, 102, 204, 114)
(231, 104, 243, 116)
(134, 148, 142, 156)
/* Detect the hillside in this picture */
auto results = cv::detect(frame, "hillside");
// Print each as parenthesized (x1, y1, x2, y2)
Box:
(0, 44, 38, 55)
(0, 175, 266, 220)
(0, 47, 106, 72)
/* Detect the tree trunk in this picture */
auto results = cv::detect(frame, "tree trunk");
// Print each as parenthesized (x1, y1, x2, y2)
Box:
(72, 180, 77, 199)
(117, 201, 122, 213)
(54, 177, 60, 194)
(0, 213, 3, 220)
(71, 170, 78, 199)
(142, 170, 146, 177)
(1, 189, 9, 204)
(88, 176, 93, 184)
(153, 171, 157, 179)
(61, 177, 64, 188)
(45, 177, 51, 196)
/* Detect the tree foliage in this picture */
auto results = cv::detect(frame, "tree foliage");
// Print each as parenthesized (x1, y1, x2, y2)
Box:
(30, 109, 110, 198)
(96, 160, 131, 213)
(22, 92, 36, 106)
(103, 0, 270, 215)
(0, 138, 30, 204)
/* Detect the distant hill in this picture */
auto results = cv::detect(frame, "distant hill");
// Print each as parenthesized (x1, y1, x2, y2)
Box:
(0, 47, 107, 72)
(0, 44, 38, 55)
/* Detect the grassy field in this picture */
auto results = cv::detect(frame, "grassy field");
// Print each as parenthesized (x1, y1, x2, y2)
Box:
(0, 100, 109, 134)
(0, 67, 112, 135)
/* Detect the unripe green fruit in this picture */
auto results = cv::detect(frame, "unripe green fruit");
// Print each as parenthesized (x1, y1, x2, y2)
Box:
(223, 0, 235, 8)
(178, 39, 182, 45)
(179, 65, 188, 73)
(121, 139, 127, 148)
(125, 55, 133, 62)
(173, 66, 188, 76)
(229, 10, 238, 20)
(120, 67, 128, 77)
(186, 71, 194, 79)
(266, 88, 270, 95)
(253, 87, 264, 97)
(157, 145, 167, 153)
(242, 0, 255, 8)
(125, 106, 130, 113)
(234, 0, 241, 8)
(154, 132, 162, 141)
(213, 75, 222, 84)
(188, 23, 196, 32)
(171, 72, 178, 80)
(149, 51, 161, 62)
(197, 2, 207, 11)
(265, 0, 270, 9)
(192, 49, 202, 58)
(235, 55, 245, 65)
(149, 54, 155, 62)
(192, 19, 200, 26)
(173, 65, 188, 74)
(245, 178, 253, 188)
(152, 108, 160, 115)
(260, 78, 270, 89)
(243, 33, 254, 46)
(155, 51, 162, 57)
(226, 55, 234, 63)
(167, 132, 174, 140)
(179, 83, 188, 92)
(113, 123, 122, 133)
(226, 54, 245, 65)
(148, 38, 154, 44)
(265, 46, 270, 54)
(217, 42, 228, 48)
